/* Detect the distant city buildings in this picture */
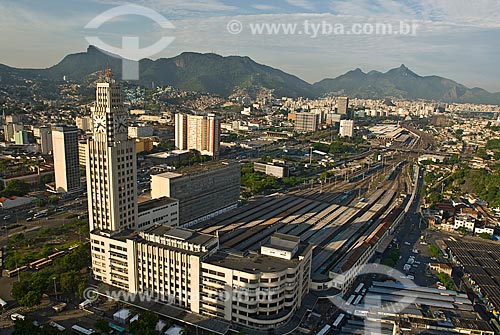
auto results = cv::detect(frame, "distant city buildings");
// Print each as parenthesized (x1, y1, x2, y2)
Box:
(174, 113, 221, 157)
(14, 130, 29, 145)
(4, 123, 23, 142)
(52, 125, 80, 193)
(38, 126, 53, 155)
(337, 97, 349, 116)
(128, 125, 153, 139)
(76, 116, 93, 132)
(295, 112, 320, 133)
(339, 119, 355, 138)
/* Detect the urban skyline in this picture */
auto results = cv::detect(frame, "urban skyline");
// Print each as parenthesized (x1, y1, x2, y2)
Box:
(1, 0, 500, 91)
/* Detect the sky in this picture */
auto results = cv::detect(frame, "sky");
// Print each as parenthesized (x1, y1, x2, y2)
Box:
(1, 0, 500, 91)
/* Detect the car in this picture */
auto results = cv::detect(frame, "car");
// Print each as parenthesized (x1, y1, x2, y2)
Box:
(404, 242, 411, 246)
(26, 217, 33, 222)
(407, 275, 415, 280)
(431, 257, 437, 261)
(10, 313, 25, 321)
(3, 215, 12, 220)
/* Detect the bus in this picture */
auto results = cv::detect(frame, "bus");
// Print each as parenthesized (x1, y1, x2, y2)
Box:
(346, 295, 356, 306)
(316, 324, 331, 335)
(34, 259, 53, 270)
(353, 295, 363, 306)
(29, 258, 49, 269)
(332, 314, 345, 328)
(354, 283, 364, 294)
(7, 266, 27, 278)
(71, 324, 95, 335)
(48, 250, 67, 260)
(108, 322, 125, 334)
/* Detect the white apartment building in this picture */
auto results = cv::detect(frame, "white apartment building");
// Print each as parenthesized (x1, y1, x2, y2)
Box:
(454, 213, 476, 232)
(339, 120, 354, 138)
(175, 113, 221, 157)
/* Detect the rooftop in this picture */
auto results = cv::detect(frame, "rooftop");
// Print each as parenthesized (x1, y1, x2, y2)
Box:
(153, 160, 237, 178)
(144, 225, 216, 247)
(138, 196, 177, 212)
(206, 242, 312, 274)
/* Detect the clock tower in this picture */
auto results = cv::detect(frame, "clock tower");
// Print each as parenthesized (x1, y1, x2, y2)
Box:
(86, 70, 138, 233)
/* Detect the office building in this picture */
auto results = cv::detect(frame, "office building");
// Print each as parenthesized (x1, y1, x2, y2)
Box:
(135, 138, 154, 153)
(52, 125, 80, 193)
(151, 161, 240, 225)
(175, 113, 221, 157)
(86, 72, 138, 233)
(78, 141, 87, 168)
(339, 120, 354, 138)
(4, 123, 23, 142)
(254, 162, 289, 178)
(76, 116, 93, 132)
(128, 125, 153, 139)
(294, 113, 319, 133)
(91, 226, 312, 330)
(38, 126, 53, 155)
(337, 97, 349, 116)
(14, 130, 29, 145)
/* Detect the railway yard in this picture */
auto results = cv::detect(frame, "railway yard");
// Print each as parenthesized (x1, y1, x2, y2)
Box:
(190, 155, 415, 289)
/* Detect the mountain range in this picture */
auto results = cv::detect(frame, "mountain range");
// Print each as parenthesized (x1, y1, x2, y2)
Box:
(1, 45, 499, 104)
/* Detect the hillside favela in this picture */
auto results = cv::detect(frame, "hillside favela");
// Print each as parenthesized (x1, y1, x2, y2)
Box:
(2, 1, 500, 335)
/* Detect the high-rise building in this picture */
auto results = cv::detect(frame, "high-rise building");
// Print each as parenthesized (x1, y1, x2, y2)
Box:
(52, 125, 80, 193)
(295, 112, 319, 133)
(174, 113, 188, 150)
(337, 97, 349, 116)
(4, 123, 24, 142)
(175, 113, 221, 157)
(339, 119, 354, 138)
(14, 130, 29, 145)
(128, 125, 153, 139)
(76, 116, 93, 132)
(38, 126, 53, 155)
(86, 73, 138, 233)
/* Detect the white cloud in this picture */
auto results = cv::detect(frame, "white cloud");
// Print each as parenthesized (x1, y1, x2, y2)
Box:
(90, 0, 237, 16)
(252, 4, 278, 11)
(285, 0, 315, 11)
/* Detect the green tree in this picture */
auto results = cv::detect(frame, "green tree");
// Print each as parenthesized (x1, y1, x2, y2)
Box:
(94, 319, 110, 333)
(19, 290, 42, 307)
(130, 311, 160, 335)
(48, 195, 60, 206)
(1, 179, 31, 197)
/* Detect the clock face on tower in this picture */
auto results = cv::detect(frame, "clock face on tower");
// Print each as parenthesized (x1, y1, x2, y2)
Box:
(113, 115, 128, 133)
(93, 115, 107, 133)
